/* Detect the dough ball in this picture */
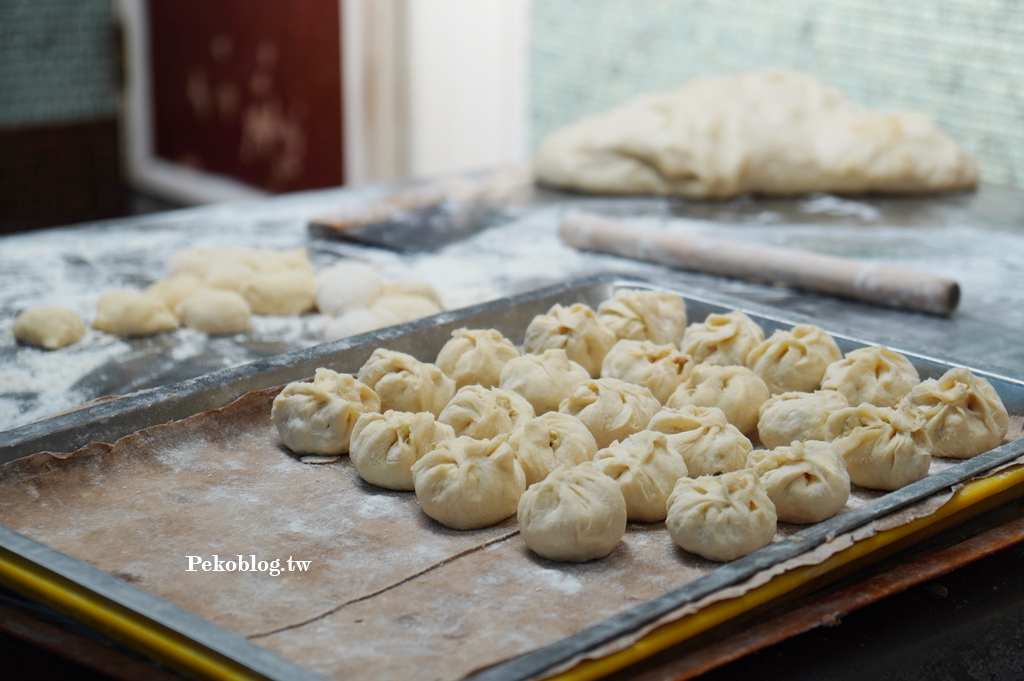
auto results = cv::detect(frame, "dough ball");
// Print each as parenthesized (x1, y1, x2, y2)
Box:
(13, 306, 86, 350)
(315, 261, 382, 316)
(900, 367, 1008, 459)
(323, 308, 401, 342)
(438, 385, 535, 440)
(357, 349, 456, 417)
(349, 410, 455, 490)
(92, 290, 179, 337)
(757, 390, 850, 449)
(648, 405, 751, 477)
(747, 325, 841, 395)
(271, 368, 381, 455)
(668, 364, 769, 436)
(381, 279, 442, 306)
(144, 274, 205, 320)
(593, 431, 687, 522)
(601, 339, 694, 404)
(517, 462, 627, 562)
(240, 269, 317, 315)
(821, 345, 920, 408)
(680, 310, 765, 367)
(748, 440, 850, 524)
(499, 349, 590, 415)
(511, 412, 598, 486)
(176, 289, 250, 335)
(597, 289, 688, 345)
(411, 435, 526, 530)
(666, 469, 777, 562)
(523, 303, 616, 378)
(436, 328, 520, 389)
(559, 377, 661, 449)
(825, 404, 930, 490)
(167, 247, 252, 278)
(370, 295, 442, 323)
(534, 70, 978, 199)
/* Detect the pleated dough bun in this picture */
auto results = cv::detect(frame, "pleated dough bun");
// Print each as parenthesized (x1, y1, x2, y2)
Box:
(666, 469, 777, 562)
(601, 339, 694, 404)
(825, 404, 930, 490)
(748, 440, 850, 524)
(13, 306, 86, 350)
(517, 462, 627, 562)
(747, 325, 841, 394)
(411, 435, 526, 530)
(511, 412, 598, 486)
(648, 405, 752, 477)
(668, 364, 770, 436)
(821, 345, 920, 408)
(272, 368, 381, 455)
(92, 290, 179, 337)
(900, 367, 1008, 459)
(523, 303, 616, 378)
(499, 349, 590, 415)
(349, 411, 455, 490)
(438, 385, 535, 440)
(757, 390, 850, 449)
(436, 328, 520, 389)
(592, 431, 687, 522)
(559, 377, 661, 449)
(597, 289, 688, 345)
(679, 310, 764, 367)
(357, 349, 456, 417)
(176, 289, 250, 335)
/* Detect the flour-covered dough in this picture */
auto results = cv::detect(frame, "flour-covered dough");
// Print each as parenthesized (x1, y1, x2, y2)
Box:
(315, 261, 382, 316)
(559, 377, 661, 449)
(349, 410, 454, 490)
(648, 405, 751, 477)
(436, 328, 520, 389)
(144, 274, 205, 320)
(524, 303, 616, 378)
(438, 385, 535, 440)
(601, 340, 693, 404)
(747, 325, 841, 395)
(13, 307, 86, 350)
(499, 349, 590, 415)
(821, 345, 920, 408)
(92, 290, 179, 337)
(597, 289, 688, 345)
(357, 349, 456, 417)
(680, 310, 765, 367)
(176, 289, 250, 335)
(272, 368, 381, 455)
(511, 412, 598, 486)
(370, 295, 442, 323)
(748, 440, 850, 524)
(592, 431, 687, 522)
(240, 269, 317, 316)
(668, 364, 770, 435)
(825, 404, 930, 490)
(757, 390, 850, 449)
(323, 307, 401, 341)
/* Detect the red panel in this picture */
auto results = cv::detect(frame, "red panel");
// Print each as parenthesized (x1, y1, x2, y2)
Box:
(148, 0, 343, 192)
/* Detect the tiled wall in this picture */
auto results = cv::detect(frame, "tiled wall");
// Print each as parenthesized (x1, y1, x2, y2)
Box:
(532, 0, 1024, 187)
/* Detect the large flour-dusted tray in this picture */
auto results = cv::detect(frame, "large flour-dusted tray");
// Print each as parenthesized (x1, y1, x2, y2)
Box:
(1, 273, 1023, 681)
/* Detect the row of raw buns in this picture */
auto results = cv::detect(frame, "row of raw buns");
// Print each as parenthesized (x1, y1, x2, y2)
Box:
(270, 289, 1010, 564)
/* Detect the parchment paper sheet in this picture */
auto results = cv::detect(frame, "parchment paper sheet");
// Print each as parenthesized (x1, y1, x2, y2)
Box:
(0, 389, 1020, 681)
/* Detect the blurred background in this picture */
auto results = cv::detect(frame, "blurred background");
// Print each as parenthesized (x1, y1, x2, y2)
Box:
(2, 0, 1022, 231)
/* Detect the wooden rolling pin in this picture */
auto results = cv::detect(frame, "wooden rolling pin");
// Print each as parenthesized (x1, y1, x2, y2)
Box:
(560, 213, 960, 316)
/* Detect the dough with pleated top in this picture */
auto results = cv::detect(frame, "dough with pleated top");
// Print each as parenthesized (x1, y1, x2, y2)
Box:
(757, 390, 849, 449)
(511, 412, 597, 486)
(13, 307, 86, 350)
(821, 345, 920, 408)
(601, 339, 693, 405)
(272, 368, 381, 455)
(438, 385, 535, 440)
(499, 349, 590, 415)
(648, 405, 751, 477)
(593, 430, 687, 522)
(597, 289, 688, 345)
(357, 349, 455, 417)
(680, 310, 764, 367)
(559, 377, 661, 449)
(668, 364, 769, 435)
(747, 325, 841, 395)
(748, 440, 850, 524)
(523, 303, 616, 378)
(825, 404, 930, 490)
(436, 328, 520, 389)
(349, 410, 454, 490)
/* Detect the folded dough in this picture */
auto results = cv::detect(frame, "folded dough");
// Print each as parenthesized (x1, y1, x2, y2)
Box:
(357, 349, 456, 417)
(668, 364, 770, 436)
(559, 377, 661, 449)
(821, 345, 920, 408)
(747, 325, 841, 395)
(92, 290, 179, 337)
(272, 368, 381, 455)
(349, 411, 454, 490)
(601, 339, 693, 405)
(499, 349, 590, 415)
(757, 390, 850, 449)
(825, 404, 930, 490)
(13, 306, 86, 350)
(597, 289, 687, 345)
(524, 303, 616, 378)
(438, 385, 535, 440)
(592, 431, 687, 522)
(511, 412, 597, 486)
(680, 310, 764, 367)
(748, 440, 850, 524)
(534, 70, 978, 199)
(648, 405, 751, 477)
(436, 328, 520, 389)
(517, 462, 627, 562)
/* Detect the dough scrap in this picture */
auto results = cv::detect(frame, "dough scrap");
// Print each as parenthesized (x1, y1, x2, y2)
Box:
(748, 440, 850, 524)
(597, 289, 687, 345)
(436, 328, 520, 389)
(523, 303, 616, 378)
(357, 349, 456, 417)
(438, 385, 535, 440)
(13, 306, 86, 350)
(176, 289, 250, 335)
(271, 368, 381, 455)
(757, 390, 850, 449)
(668, 364, 770, 436)
(559, 377, 661, 449)
(648, 405, 751, 477)
(680, 310, 765, 367)
(510, 412, 598, 486)
(499, 349, 590, 415)
(92, 290, 179, 337)
(821, 345, 920, 408)
(747, 325, 841, 395)
(593, 430, 687, 522)
(349, 411, 455, 490)
(825, 404, 930, 490)
(601, 339, 693, 404)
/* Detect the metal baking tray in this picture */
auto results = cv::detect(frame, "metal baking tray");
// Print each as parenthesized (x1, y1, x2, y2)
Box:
(1, 272, 1023, 681)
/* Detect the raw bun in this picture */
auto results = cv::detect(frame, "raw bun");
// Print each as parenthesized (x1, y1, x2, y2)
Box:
(825, 404, 930, 490)
(176, 289, 250, 335)
(747, 325, 841, 395)
(748, 440, 850, 524)
(601, 339, 693, 404)
(648, 405, 751, 477)
(92, 290, 179, 337)
(271, 368, 381, 455)
(438, 385, 535, 440)
(533, 69, 978, 199)
(559, 377, 661, 449)
(597, 289, 688, 345)
(315, 261, 382, 316)
(592, 431, 687, 522)
(411, 435, 526, 530)
(666, 469, 777, 562)
(668, 364, 769, 435)
(900, 367, 1009, 459)
(517, 462, 627, 562)
(144, 274, 205, 320)
(523, 303, 616, 378)
(349, 411, 454, 490)
(499, 349, 590, 415)
(357, 349, 456, 417)
(240, 269, 317, 315)
(380, 279, 442, 306)
(371, 295, 442, 323)
(680, 310, 765, 367)
(757, 390, 850, 449)
(510, 412, 598, 486)
(436, 328, 520, 389)
(169, 247, 313, 279)
(821, 345, 920, 408)
(324, 307, 401, 341)
(13, 307, 86, 350)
